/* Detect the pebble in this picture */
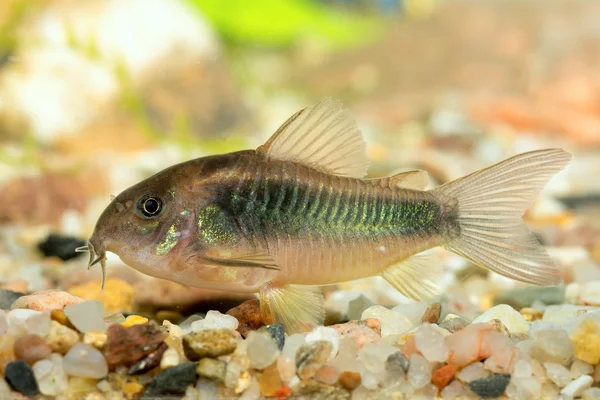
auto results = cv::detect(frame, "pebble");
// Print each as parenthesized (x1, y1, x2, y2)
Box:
(246, 331, 280, 370)
(347, 294, 375, 321)
(493, 286, 565, 309)
(33, 353, 68, 396)
(257, 363, 282, 396)
(259, 323, 285, 351)
(128, 342, 168, 375)
(422, 303, 442, 324)
(579, 281, 600, 306)
(441, 379, 467, 399)
(5, 359, 40, 397)
(11, 290, 84, 311)
(7, 308, 41, 335)
(160, 347, 180, 369)
(197, 357, 227, 382)
(83, 330, 108, 348)
(23, 309, 51, 336)
(13, 333, 51, 365)
(338, 371, 362, 390)
(439, 314, 470, 333)
(277, 334, 306, 383)
(37, 233, 85, 261)
(361, 305, 415, 336)
(63, 342, 108, 379)
(583, 387, 600, 400)
(296, 341, 333, 380)
(432, 364, 457, 390)
(530, 328, 574, 364)
(386, 351, 410, 374)
(46, 320, 79, 353)
(143, 362, 197, 398)
(103, 322, 166, 368)
(446, 323, 495, 367)
(520, 307, 543, 322)
(0, 290, 25, 310)
(191, 310, 239, 331)
(414, 323, 449, 362)
(408, 354, 431, 390)
(68, 279, 135, 313)
(570, 316, 600, 364)
(0, 310, 7, 334)
(472, 304, 529, 334)
(63, 300, 106, 332)
(122, 315, 148, 327)
(182, 329, 238, 361)
(331, 320, 380, 349)
(544, 362, 572, 387)
(468, 373, 511, 398)
(560, 374, 593, 397)
(543, 304, 598, 325)
(226, 299, 263, 337)
(570, 358, 594, 378)
(305, 326, 340, 361)
(457, 361, 490, 382)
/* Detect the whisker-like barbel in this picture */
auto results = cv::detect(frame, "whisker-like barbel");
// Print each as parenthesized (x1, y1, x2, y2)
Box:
(75, 246, 89, 253)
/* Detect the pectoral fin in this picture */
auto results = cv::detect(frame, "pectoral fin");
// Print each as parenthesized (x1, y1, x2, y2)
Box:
(259, 283, 325, 334)
(203, 251, 280, 271)
(381, 252, 442, 302)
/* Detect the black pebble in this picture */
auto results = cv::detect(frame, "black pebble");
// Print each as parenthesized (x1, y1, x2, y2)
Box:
(385, 351, 410, 373)
(37, 233, 85, 261)
(468, 373, 511, 398)
(5, 360, 39, 397)
(0, 289, 25, 310)
(143, 362, 197, 398)
(261, 323, 285, 350)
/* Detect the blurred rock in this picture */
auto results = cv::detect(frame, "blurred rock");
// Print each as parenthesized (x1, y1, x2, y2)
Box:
(11, 290, 83, 312)
(0, 290, 24, 310)
(69, 279, 134, 313)
(37, 234, 85, 261)
(493, 286, 565, 310)
(226, 299, 263, 338)
(103, 322, 166, 368)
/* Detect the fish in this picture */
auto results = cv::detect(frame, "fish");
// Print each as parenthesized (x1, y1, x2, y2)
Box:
(82, 98, 571, 333)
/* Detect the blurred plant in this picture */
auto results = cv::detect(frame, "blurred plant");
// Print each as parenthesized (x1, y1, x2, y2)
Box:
(0, 0, 36, 67)
(188, 0, 381, 49)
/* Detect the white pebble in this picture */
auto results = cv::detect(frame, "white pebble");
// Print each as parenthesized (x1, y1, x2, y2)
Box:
(570, 359, 594, 379)
(305, 326, 340, 361)
(544, 362, 573, 388)
(361, 305, 414, 337)
(407, 354, 431, 390)
(414, 323, 449, 363)
(583, 387, 600, 400)
(62, 343, 108, 379)
(160, 347, 180, 369)
(246, 331, 279, 370)
(580, 281, 600, 306)
(391, 302, 429, 326)
(561, 375, 593, 397)
(471, 304, 529, 334)
(7, 309, 41, 335)
(513, 359, 532, 379)
(64, 301, 105, 332)
(24, 310, 51, 336)
(457, 362, 489, 382)
(191, 310, 238, 331)
(33, 354, 68, 396)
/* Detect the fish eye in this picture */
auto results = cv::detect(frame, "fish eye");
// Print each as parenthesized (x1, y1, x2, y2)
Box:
(137, 196, 162, 218)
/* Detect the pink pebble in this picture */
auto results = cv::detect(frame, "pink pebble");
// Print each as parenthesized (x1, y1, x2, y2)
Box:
(11, 290, 84, 311)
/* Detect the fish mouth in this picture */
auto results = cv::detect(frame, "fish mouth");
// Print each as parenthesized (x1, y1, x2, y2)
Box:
(75, 239, 107, 290)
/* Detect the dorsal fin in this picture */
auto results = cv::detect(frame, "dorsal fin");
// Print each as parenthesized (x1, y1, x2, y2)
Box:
(368, 170, 429, 190)
(257, 98, 369, 178)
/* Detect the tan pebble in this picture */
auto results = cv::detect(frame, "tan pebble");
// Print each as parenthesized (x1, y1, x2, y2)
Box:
(11, 290, 84, 311)
(162, 320, 183, 338)
(83, 331, 108, 348)
(50, 309, 76, 329)
(338, 371, 361, 390)
(226, 299, 263, 338)
(422, 303, 442, 324)
(122, 382, 144, 398)
(13, 334, 51, 365)
(197, 357, 227, 382)
(235, 371, 252, 394)
(160, 347, 180, 369)
(68, 279, 134, 313)
(364, 318, 381, 335)
(46, 320, 79, 354)
(520, 307, 543, 322)
(258, 363, 282, 397)
(296, 341, 332, 380)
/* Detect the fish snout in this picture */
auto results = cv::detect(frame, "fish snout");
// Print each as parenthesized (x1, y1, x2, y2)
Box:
(85, 235, 108, 289)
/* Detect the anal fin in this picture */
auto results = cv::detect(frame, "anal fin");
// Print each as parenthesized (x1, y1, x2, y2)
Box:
(381, 252, 443, 302)
(259, 283, 325, 334)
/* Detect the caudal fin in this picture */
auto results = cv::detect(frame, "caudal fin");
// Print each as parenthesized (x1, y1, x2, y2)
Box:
(433, 149, 571, 286)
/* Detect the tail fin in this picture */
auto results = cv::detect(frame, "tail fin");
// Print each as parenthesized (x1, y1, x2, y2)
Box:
(433, 149, 571, 286)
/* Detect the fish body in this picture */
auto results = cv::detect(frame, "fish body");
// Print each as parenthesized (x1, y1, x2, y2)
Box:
(87, 99, 571, 332)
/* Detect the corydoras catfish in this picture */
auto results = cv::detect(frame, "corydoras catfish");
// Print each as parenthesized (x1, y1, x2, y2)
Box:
(83, 99, 571, 333)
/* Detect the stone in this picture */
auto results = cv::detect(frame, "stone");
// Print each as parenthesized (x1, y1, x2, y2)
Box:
(386, 351, 410, 374)
(5, 359, 39, 397)
(421, 303, 442, 324)
(392, 302, 430, 325)
(122, 315, 148, 327)
(226, 299, 263, 337)
(338, 371, 361, 390)
(512, 359, 532, 379)
(583, 387, 600, 400)
(128, 343, 168, 375)
(441, 379, 467, 399)
(257, 363, 282, 397)
(143, 362, 197, 398)
(357, 342, 399, 389)
(468, 373, 511, 398)
(68, 279, 135, 313)
(197, 357, 227, 382)
(530, 328, 573, 364)
(7, 309, 42, 335)
(305, 326, 340, 361)
(472, 304, 529, 334)
(246, 331, 280, 370)
(33, 354, 68, 396)
(361, 305, 415, 336)
(50, 309, 75, 328)
(520, 307, 543, 322)
(571, 358, 594, 378)
(277, 333, 306, 383)
(579, 281, 600, 306)
(0, 310, 7, 334)
(296, 341, 332, 380)
(561, 375, 593, 397)
(259, 324, 285, 351)
(512, 376, 542, 399)
(408, 354, 431, 390)
(457, 362, 490, 382)
(63, 300, 105, 332)
(160, 347, 180, 370)
(414, 323, 449, 362)
(570, 316, 600, 364)
(543, 304, 599, 325)
(191, 310, 239, 331)
(103, 322, 166, 368)
(544, 362, 572, 387)
(481, 331, 517, 374)
(23, 309, 51, 336)
(0, 290, 25, 310)
(63, 343, 108, 379)
(46, 320, 79, 354)
(314, 365, 339, 385)
(347, 295, 375, 321)
(182, 329, 238, 361)
(446, 323, 496, 367)
(37, 233, 85, 261)
(432, 364, 457, 390)
(83, 331, 108, 348)
(439, 314, 470, 333)
(331, 320, 380, 349)
(493, 286, 564, 309)
(13, 333, 51, 365)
